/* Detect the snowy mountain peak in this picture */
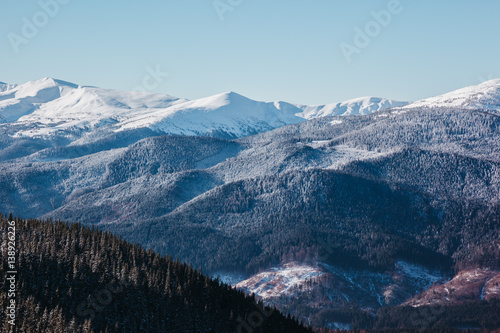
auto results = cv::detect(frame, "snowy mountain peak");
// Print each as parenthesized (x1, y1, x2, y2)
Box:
(49, 78, 80, 89)
(37, 77, 60, 85)
(188, 91, 252, 109)
(221, 91, 246, 99)
(404, 78, 500, 113)
(19, 77, 77, 91)
(15, 77, 60, 93)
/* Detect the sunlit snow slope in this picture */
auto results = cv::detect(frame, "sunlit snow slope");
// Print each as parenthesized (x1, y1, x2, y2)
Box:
(403, 79, 500, 113)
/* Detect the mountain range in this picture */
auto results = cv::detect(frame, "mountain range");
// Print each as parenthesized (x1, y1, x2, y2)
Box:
(0, 77, 407, 142)
(1, 78, 500, 330)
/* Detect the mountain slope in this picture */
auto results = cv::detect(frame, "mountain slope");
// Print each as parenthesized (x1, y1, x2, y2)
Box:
(0, 78, 186, 140)
(117, 91, 306, 138)
(0, 215, 313, 333)
(403, 268, 500, 307)
(2, 105, 499, 269)
(403, 79, 500, 114)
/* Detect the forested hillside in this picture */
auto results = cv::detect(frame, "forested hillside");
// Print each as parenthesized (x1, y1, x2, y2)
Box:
(0, 215, 312, 332)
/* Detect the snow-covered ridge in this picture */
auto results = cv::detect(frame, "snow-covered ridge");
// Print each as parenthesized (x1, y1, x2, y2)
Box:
(0, 78, 406, 140)
(297, 96, 409, 119)
(403, 79, 500, 113)
(0, 77, 186, 125)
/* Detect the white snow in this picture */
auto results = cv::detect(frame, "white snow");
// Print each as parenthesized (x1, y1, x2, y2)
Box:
(310, 140, 330, 148)
(330, 119, 343, 125)
(296, 96, 409, 119)
(402, 79, 500, 113)
(3, 77, 499, 142)
(235, 263, 324, 299)
(118, 92, 305, 136)
(1, 78, 186, 137)
(0, 78, 407, 140)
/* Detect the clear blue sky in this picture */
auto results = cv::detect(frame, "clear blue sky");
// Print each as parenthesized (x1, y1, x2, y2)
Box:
(1, 0, 499, 105)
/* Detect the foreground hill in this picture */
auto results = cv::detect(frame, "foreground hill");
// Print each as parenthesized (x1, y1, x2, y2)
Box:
(0, 215, 312, 333)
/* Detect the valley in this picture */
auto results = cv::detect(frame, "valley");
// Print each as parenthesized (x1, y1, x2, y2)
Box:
(1, 78, 500, 331)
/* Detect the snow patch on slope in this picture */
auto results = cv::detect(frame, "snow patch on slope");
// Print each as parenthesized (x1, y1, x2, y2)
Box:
(403, 268, 500, 307)
(235, 263, 324, 299)
(233, 260, 447, 312)
(395, 261, 443, 289)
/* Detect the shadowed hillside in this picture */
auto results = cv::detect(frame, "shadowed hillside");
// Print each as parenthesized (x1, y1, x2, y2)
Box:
(0, 215, 312, 333)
